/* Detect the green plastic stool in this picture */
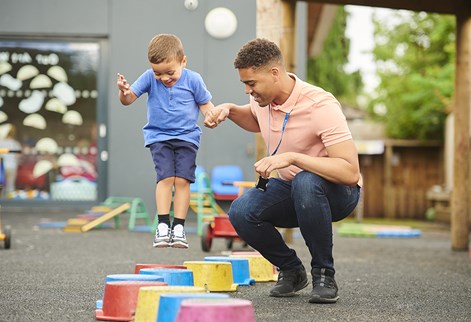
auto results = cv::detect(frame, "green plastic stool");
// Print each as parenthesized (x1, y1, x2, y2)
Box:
(102, 197, 151, 230)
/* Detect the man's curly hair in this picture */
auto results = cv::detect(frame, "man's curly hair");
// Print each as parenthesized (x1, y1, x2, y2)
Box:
(234, 38, 283, 69)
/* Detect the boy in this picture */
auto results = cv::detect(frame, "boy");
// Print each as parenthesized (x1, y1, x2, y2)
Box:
(117, 34, 215, 248)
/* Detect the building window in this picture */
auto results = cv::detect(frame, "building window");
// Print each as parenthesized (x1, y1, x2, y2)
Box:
(0, 39, 99, 201)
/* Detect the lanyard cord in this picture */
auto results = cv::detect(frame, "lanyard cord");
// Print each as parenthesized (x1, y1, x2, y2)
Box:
(267, 108, 292, 156)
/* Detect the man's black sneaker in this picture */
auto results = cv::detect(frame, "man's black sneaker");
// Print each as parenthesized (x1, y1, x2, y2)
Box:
(269, 265, 309, 297)
(309, 268, 339, 303)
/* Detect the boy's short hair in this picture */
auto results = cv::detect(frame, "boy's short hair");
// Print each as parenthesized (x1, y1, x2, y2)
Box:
(148, 34, 185, 64)
(234, 38, 283, 70)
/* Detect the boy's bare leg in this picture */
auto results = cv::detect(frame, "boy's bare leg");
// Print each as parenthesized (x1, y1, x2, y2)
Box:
(153, 177, 175, 248)
(171, 177, 190, 248)
(156, 177, 175, 215)
(172, 177, 190, 220)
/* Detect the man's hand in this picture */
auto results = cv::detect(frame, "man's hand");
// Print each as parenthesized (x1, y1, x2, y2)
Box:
(204, 105, 230, 128)
(254, 153, 293, 178)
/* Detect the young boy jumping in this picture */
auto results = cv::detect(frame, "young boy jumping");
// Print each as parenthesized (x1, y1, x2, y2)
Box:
(117, 34, 215, 248)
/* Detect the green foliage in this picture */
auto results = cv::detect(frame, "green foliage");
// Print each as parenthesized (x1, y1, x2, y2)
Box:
(368, 11, 455, 140)
(307, 7, 363, 106)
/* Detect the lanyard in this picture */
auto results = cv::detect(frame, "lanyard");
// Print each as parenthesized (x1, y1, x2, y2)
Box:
(267, 109, 291, 156)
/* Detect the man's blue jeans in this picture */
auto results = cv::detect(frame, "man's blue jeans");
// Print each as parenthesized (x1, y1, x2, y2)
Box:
(228, 171, 361, 272)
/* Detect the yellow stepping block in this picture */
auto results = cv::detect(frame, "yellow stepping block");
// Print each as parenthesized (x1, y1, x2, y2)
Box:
(133, 285, 205, 322)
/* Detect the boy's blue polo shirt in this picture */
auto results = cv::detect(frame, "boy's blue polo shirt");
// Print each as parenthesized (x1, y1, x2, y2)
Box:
(131, 68, 212, 147)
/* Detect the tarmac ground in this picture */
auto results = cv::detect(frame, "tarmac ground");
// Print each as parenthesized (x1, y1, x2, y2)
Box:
(0, 207, 470, 322)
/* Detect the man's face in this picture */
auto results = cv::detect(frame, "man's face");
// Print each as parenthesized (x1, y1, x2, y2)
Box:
(238, 66, 277, 107)
(150, 56, 186, 87)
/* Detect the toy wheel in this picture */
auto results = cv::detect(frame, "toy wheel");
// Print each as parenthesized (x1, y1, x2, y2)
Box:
(4, 225, 11, 249)
(201, 222, 213, 252)
(225, 238, 233, 250)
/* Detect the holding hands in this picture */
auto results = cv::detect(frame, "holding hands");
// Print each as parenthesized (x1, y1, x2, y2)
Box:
(203, 104, 230, 128)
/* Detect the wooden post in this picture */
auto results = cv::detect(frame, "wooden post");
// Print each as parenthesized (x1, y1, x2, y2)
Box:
(280, 0, 297, 243)
(256, 0, 283, 163)
(451, 9, 471, 251)
(281, 0, 297, 73)
(383, 142, 394, 218)
(256, 0, 296, 243)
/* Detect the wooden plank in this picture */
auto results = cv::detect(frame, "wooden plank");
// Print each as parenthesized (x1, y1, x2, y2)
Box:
(80, 203, 130, 232)
(67, 218, 90, 226)
(63, 226, 83, 233)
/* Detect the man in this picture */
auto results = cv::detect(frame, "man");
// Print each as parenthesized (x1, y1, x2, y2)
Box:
(204, 38, 361, 303)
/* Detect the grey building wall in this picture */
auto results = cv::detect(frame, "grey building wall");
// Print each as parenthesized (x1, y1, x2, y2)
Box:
(0, 0, 257, 212)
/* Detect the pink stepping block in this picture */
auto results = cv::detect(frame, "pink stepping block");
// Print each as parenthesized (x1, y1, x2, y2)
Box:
(175, 298, 256, 322)
(96, 280, 167, 322)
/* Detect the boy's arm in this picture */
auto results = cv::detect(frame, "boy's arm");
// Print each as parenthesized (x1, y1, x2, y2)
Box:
(117, 73, 138, 105)
(204, 103, 260, 132)
(198, 101, 214, 117)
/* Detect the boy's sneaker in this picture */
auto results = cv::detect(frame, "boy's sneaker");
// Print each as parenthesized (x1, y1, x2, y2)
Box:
(309, 268, 339, 303)
(171, 224, 188, 249)
(153, 223, 171, 248)
(269, 265, 309, 297)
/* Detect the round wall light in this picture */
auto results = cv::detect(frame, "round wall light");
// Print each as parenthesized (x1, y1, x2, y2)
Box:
(184, 0, 198, 11)
(205, 7, 238, 39)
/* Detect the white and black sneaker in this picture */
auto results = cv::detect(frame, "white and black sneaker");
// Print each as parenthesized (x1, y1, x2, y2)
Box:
(171, 224, 188, 249)
(153, 223, 171, 248)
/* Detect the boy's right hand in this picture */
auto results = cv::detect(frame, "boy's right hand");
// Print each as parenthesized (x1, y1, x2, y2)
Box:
(117, 73, 131, 96)
(204, 105, 230, 128)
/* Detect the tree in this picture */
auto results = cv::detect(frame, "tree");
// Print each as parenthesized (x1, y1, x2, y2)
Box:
(368, 11, 455, 140)
(307, 7, 363, 106)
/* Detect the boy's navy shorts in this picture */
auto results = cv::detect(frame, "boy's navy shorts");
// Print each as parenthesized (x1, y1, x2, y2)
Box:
(148, 139, 198, 183)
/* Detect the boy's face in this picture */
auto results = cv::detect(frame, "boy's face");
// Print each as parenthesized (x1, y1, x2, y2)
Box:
(150, 56, 186, 87)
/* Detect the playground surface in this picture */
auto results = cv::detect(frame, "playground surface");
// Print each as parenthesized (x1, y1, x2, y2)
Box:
(0, 207, 470, 322)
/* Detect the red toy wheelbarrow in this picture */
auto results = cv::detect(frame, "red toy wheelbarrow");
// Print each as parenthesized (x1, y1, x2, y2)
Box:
(201, 214, 246, 252)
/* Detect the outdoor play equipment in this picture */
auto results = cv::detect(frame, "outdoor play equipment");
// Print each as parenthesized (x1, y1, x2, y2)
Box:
(133, 286, 206, 322)
(175, 298, 256, 322)
(62, 196, 151, 233)
(95, 281, 167, 322)
(210, 165, 244, 200)
(201, 214, 243, 252)
(183, 261, 238, 292)
(199, 178, 254, 252)
(189, 167, 225, 236)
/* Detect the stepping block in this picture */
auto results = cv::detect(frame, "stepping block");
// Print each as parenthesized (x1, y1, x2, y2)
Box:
(337, 223, 421, 238)
(229, 254, 277, 282)
(183, 261, 238, 292)
(96, 274, 165, 309)
(95, 280, 167, 321)
(134, 263, 186, 274)
(157, 293, 230, 322)
(36, 221, 67, 229)
(204, 256, 255, 286)
(139, 268, 194, 286)
(175, 298, 256, 322)
(133, 286, 206, 322)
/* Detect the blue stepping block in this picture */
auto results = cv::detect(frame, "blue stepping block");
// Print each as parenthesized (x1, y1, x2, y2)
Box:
(139, 268, 194, 286)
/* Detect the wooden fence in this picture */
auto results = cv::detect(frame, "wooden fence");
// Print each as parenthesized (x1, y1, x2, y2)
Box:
(358, 140, 443, 220)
